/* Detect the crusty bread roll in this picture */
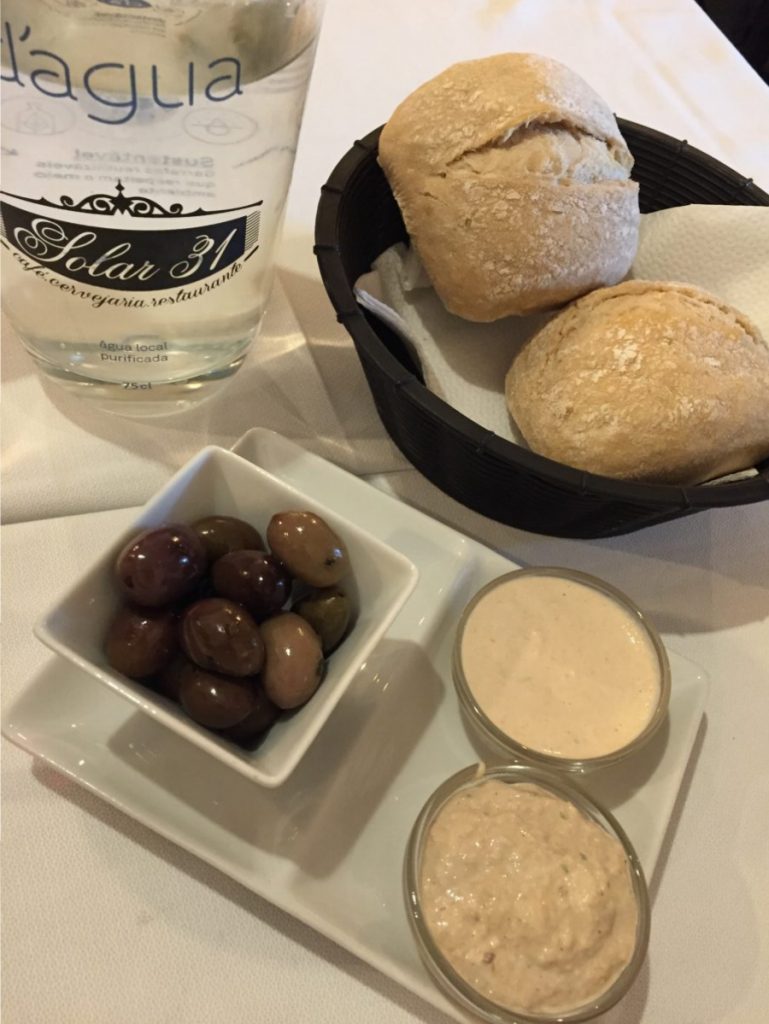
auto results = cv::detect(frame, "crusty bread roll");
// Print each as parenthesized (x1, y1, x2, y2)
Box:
(378, 53, 640, 321)
(505, 280, 769, 484)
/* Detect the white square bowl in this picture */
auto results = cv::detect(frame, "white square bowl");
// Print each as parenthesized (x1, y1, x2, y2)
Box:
(34, 445, 419, 786)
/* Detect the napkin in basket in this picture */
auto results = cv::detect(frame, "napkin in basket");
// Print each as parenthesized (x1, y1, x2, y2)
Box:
(355, 205, 769, 478)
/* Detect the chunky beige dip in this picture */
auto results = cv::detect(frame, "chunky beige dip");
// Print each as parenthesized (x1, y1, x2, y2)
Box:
(420, 780, 639, 1015)
(460, 575, 660, 759)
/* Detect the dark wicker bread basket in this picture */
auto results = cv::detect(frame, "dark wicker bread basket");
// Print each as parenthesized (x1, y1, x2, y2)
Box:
(314, 121, 769, 538)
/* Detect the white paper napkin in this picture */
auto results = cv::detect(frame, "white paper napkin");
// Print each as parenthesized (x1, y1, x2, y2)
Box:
(355, 205, 769, 455)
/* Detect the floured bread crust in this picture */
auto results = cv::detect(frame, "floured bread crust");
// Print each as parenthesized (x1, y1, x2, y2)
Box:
(378, 53, 640, 321)
(505, 280, 769, 484)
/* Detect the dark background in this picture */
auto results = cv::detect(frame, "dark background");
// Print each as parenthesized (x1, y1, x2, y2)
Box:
(697, 0, 769, 82)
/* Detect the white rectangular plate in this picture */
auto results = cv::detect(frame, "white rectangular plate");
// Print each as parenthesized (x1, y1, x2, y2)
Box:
(2, 429, 709, 1024)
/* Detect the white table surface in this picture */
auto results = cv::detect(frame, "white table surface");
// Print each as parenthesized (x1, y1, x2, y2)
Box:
(2, 1, 769, 1022)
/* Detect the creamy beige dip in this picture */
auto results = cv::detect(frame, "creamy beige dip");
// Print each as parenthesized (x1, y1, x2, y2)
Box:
(420, 780, 639, 1015)
(460, 575, 660, 759)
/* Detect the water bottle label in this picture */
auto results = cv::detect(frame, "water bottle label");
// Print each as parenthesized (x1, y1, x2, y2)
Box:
(1, 181, 261, 296)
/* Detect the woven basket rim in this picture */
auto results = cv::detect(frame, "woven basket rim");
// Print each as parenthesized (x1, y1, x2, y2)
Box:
(314, 120, 769, 511)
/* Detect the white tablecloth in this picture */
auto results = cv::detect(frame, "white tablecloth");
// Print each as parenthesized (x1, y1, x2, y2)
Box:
(2, 1, 769, 1022)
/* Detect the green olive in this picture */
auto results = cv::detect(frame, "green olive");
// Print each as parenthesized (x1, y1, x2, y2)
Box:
(260, 612, 324, 710)
(267, 511, 349, 587)
(191, 514, 264, 562)
(293, 586, 351, 654)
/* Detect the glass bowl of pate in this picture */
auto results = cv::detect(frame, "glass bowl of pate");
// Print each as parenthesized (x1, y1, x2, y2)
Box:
(452, 567, 671, 774)
(404, 763, 650, 1024)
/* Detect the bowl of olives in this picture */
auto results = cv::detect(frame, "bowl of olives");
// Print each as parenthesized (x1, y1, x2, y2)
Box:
(34, 446, 419, 785)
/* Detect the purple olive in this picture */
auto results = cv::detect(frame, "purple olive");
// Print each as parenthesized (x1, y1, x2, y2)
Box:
(181, 598, 264, 677)
(179, 665, 262, 730)
(105, 604, 178, 679)
(154, 654, 191, 702)
(115, 524, 206, 608)
(218, 683, 280, 746)
(212, 549, 291, 620)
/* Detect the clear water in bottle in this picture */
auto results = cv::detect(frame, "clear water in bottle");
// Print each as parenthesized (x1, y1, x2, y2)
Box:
(1, 0, 322, 414)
